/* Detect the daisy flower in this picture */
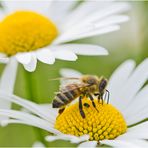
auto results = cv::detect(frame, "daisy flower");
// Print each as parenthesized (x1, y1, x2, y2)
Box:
(0, 0, 130, 72)
(0, 59, 148, 147)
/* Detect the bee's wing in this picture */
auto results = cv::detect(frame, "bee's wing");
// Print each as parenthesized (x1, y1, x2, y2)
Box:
(59, 83, 90, 93)
(60, 68, 83, 86)
(59, 78, 81, 91)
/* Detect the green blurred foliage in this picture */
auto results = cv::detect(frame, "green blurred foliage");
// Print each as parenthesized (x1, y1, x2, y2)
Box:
(0, 1, 148, 147)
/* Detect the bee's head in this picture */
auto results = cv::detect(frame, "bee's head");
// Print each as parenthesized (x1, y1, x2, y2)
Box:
(98, 77, 108, 93)
(81, 75, 99, 85)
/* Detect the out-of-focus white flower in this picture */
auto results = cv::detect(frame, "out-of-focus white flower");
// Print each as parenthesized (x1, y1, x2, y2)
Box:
(0, 0, 130, 71)
(0, 58, 17, 120)
(0, 59, 148, 147)
(32, 141, 45, 148)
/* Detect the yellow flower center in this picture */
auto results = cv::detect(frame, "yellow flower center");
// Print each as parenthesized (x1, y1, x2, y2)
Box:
(0, 11, 58, 56)
(55, 98, 127, 141)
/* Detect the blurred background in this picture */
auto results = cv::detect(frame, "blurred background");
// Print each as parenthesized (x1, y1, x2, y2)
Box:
(0, 1, 148, 147)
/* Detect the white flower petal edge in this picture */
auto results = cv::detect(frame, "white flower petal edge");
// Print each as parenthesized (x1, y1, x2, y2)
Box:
(49, 44, 108, 56)
(32, 141, 45, 148)
(78, 141, 97, 148)
(54, 25, 121, 44)
(3, 0, 51, 17)
(63, 2, 130, 31)
(15, 52, 32, 65)
(124, 85, 148, 125)
(107, 60, 136, 104)
(23, 53, 37, 72)
(115, 59, 148, 111)
(117, 121, 148, 140)
(101, 139, 146, 148)
(36, 49, 55, 64)
(53, 50, 78, 61)
(0, 58, 18, 120)
(45, 135, 89, 144)
(0, 92, 56, 123)
(0, 53, 9, 63)
(0, 10, 5, 20)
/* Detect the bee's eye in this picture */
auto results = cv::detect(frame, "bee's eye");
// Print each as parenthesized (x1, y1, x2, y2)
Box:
(99, 79, 107, 92)
(87, 79, 95, 84)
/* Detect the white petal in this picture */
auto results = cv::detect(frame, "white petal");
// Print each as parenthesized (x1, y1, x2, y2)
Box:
(94, 15, 129, 29)
(0, 58, 9, 63)
(71, 135, 89, 143)
(60, 68, 82, 78)
(107, 60, 136, 108)
(0, 58, 18, 120)
(117, 121, 148, 140)
(116, 58, 148, 112)
(3, 0, 51, 17)
(124, 85, 148, 124)
(62, 1, 113, 30)
(15, 52, 32, 65)
(78, 2, 130, 28)
(54, 25, 120, 44)
(0, 92, 56, 124)
(48, 1, 76, 27)
(62, 15, 129, 40)
(50, 44, 108, 56)
(36, 48, 55, 64)
(126, 108, 148, 126)
(0, 58, 17, 94)
(0, 53, 7, 58)
(64, 2, 130, 31)
(32, 141, 45, 148)
(128, 140, 148, 148)
(23, 54, 37, 72)
(0, 11, 5, 20)
(0, 109, 60, 134)
(0, 53, 9, 63)
(101, 139, 140, 148)
(78, 141, 97, 148)
(45, 134, 89, 144)
(61, 44, 108, 56)
(53, 50, 77, 61)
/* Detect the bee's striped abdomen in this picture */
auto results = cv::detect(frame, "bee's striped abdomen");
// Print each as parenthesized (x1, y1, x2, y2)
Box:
(52, 99, 64, 108)
(52, 84, 81, 108)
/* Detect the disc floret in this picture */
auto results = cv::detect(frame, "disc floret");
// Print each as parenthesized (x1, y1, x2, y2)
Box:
(0, 11, 58, 56)
(55, 99, 127, 141)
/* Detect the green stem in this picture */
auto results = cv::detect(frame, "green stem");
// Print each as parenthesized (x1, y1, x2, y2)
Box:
(23, 70, 48, 146)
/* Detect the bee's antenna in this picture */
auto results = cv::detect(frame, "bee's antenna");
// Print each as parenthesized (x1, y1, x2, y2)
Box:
(48, 77, 80, 81)
(105, 89, 110, 104)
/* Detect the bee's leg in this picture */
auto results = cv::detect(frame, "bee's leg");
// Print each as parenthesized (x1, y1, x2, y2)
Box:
(58, 107, 65, 114)
(95, 93, 101, 103)
(88, 94, 99, 112)
(97, 93, 103, 105)
(79, 96, 85, 118)
(94, 93, 99, 96)
(88, 94, 96, 108)
(104, 91, 107, 103)
(106, 89, 110, 104)
(100, 95, 104, 105)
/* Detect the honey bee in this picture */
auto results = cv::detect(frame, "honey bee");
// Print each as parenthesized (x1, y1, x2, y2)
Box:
(52, 75, 109, 118)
